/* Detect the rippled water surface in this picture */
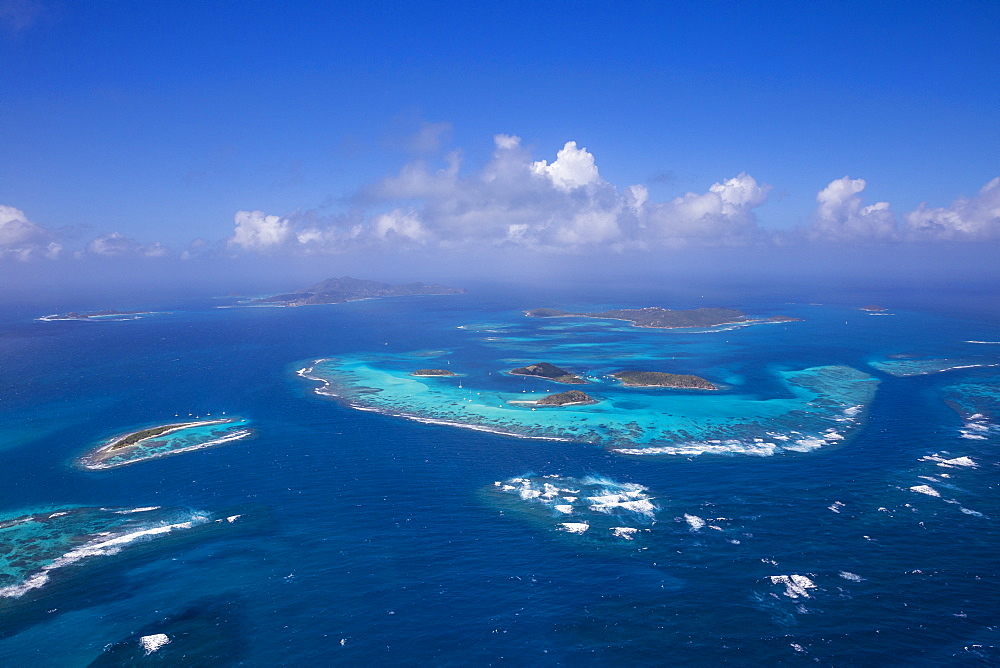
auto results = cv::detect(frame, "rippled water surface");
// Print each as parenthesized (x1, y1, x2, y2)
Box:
(0, 287, 997, 665)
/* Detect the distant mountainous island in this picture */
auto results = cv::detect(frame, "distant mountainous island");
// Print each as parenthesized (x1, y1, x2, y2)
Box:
(525, 306, 799, 329)
(256, 276, 466, 307)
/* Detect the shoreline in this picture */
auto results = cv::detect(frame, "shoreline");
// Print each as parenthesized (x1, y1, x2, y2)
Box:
(524, 311, 798, 332)
(78, 418, 240, 470)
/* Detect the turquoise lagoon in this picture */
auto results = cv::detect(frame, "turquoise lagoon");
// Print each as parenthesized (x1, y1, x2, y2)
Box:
(299, 313, 880, 456)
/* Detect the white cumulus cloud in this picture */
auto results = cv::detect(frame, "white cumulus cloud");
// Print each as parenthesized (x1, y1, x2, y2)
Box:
(0, 205, 62, 260)
(530, 141, 602, 191)
(808, 176, 898, 242)
(904, 177, 1000, 241)
(228, 210, 293, 250)
(86, 232, 168, 258)
(230, 135, 773, 255)
(638, 172, 771, 248)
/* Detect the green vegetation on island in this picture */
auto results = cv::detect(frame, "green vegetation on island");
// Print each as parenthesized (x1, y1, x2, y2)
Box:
(535, 390, 596, 406)
(526, 306, 802, 329)
(39, 309, 151, 321)
(613, 370, 717, 390)
(526, 306, 747, 328)
(509, 362, 585, 384)
(78, 418, 250, 470)
(108, 424, 188, 450)
(257, 276, 465, 307)
(412, 368, 457, 376)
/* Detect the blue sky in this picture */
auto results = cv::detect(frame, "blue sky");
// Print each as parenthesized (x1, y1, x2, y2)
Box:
(1, 0, 997, 280)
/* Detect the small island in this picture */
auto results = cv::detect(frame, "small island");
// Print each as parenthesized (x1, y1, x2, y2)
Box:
(255, 276, 465, 307)
(524, 306, 798, 329)
(412, 368, 457, 376)
(525, 306, 747, 328)
(509, 362, 585, 384)
(38, 309, 151, 322)
(613, 371, 717, 390)
(535, 390, 596, 406)
(79, 417, 252, 470)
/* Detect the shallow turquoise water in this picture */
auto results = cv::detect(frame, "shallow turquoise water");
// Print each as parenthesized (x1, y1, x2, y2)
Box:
(83, 418, 253, 469)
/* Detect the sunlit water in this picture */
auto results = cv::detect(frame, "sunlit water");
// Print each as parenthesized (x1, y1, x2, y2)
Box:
(0, 287, 997, 665)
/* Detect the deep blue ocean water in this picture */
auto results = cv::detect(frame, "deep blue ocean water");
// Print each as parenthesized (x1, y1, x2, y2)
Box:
(0, 284, 997, 665)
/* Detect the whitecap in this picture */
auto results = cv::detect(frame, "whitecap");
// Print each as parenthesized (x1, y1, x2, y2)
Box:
(921, 454, 978, 468)
(684, 514, 705, 530)
(910, 485, 941, 497)
(554, 505, 573, 515)
(769, 574, 816, 598)
(610, 527, 638, 539)
(114, 506, 161, 514)
(838, 571, 864, 582)
(140, 634, 171, 655)
(559, 522, 589, 534)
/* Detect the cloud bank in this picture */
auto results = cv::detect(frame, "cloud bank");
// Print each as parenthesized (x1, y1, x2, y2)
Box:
(227, 135, 777, 254)
(3, 132, 998, 263)
(224, 134, 999, 256)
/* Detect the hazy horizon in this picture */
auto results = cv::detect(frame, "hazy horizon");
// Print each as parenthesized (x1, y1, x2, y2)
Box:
(2, 2, 997, 303)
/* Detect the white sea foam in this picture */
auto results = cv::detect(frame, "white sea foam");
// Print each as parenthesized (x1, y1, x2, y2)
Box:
(921, 454, 978, 468)
(0, 513, 210, 598)
(828, 501, 845, 513)
(684, 514, 705, 530)
(614, 439, 779, 457)
(226, 514, 242, 523)
(610, 527, 638, 539)
(140, 634, 171, 655)
(587, 494, 656, 518)
(960, 507, 986, 517)
(966, 341, 1000, 344)
(910, 485, 941, 497)
(114, 506, 161, 514)
(788, 437, 827, 451)
(770, 574, 816, 598)
(838, 571, 864, 582)
(554, 505, 573, 514)
(559, 522, 589, 534)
